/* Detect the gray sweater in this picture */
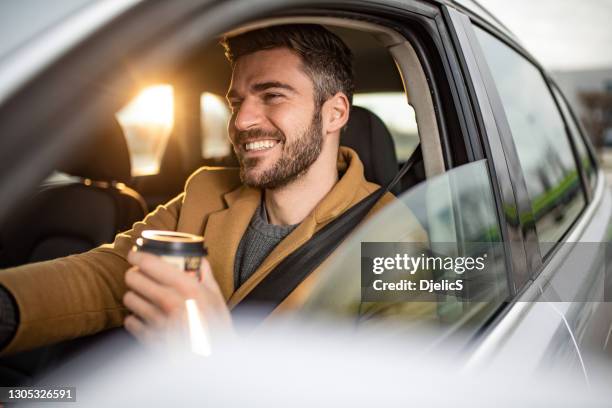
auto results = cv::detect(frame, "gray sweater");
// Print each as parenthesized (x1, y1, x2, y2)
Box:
(234, 202, 298, 288)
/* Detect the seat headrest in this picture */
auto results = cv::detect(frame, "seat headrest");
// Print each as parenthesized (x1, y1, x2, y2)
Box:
(341, 105, 399, 193)
(58, 118, 132, 183)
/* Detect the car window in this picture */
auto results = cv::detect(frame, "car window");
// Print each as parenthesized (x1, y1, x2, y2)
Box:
(200, 92, 232, 159)
(116, 84, 174, 177)
(474, 27, 585, 256)
(301, 160, 509, 335)
(353, 92, 419, 161)
(552, 86, 597, 193)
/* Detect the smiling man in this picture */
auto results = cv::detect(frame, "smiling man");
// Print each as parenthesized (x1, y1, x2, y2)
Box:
(0, 24, 397, 353)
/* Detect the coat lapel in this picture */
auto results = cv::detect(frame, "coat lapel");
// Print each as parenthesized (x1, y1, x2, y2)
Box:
(203, 186, 261, 301)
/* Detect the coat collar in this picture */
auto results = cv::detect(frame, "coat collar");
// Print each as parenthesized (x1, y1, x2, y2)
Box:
(203, 146, 366, 304)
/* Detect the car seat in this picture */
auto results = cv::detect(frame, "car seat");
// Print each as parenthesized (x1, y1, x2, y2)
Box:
(0, 118, 147, 267)
(342, 106, 410, 195)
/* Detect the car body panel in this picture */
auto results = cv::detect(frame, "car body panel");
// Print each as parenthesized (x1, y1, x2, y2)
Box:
(444, 4, 612, 380)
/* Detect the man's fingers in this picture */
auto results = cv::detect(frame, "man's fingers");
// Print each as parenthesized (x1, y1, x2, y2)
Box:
(123, 290, 165, 327)
(199, 258, 216, 286)
(128, 250, 184, 286)
(125, 267, 182, 314)
(124, 314, 153, 343)
(197, 258, 233, 330)
(200, 258, 224, 295)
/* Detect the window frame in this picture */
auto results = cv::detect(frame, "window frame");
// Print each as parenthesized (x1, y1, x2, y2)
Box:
(549, 81, 599, 200)
(537, 77, 589, 260)
(460, 16, 591, 277)
(472, 24, 588, 259)
(442, 6, 530, 295)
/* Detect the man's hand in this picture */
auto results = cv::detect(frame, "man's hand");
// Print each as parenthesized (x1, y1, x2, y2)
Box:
(123, 250, 232, 347)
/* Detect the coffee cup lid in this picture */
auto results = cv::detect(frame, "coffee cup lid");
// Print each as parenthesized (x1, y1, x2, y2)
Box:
(136, 230, 207, 257)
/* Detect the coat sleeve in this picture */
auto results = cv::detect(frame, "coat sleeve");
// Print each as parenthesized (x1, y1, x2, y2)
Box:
(0, 193, 184, 355)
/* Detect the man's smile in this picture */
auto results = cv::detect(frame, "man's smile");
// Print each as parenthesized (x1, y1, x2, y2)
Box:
(244, 139, 281, 152)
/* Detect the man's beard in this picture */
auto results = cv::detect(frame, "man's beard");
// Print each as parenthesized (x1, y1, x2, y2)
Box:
(236, 109, 323, 190)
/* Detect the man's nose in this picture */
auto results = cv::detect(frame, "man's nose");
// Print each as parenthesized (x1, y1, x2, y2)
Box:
(233, 99, 262, 132)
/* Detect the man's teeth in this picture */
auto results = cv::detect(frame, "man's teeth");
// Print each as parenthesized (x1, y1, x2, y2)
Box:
(245, 140, 278, 151)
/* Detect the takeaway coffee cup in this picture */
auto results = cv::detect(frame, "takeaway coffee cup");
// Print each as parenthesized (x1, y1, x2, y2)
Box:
(134, 230, 208, 280)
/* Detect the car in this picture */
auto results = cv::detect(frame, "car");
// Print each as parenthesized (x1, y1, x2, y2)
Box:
(0, 0, 610, 398)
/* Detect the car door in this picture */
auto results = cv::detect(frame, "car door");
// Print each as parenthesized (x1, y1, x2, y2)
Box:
(443, 5, 612, 378)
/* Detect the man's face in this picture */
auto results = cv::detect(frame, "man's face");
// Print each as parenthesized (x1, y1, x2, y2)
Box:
(226, 48, 323, 189)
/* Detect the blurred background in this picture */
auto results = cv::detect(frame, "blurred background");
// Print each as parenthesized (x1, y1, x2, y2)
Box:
(479, 0, 612, 183)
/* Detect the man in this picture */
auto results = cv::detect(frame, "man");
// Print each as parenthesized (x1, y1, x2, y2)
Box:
(0, 24, 402, 354)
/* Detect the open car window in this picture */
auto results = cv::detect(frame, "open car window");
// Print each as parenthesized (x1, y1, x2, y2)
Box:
(353, 92, 419, 162)
(300, 160, 509, 338)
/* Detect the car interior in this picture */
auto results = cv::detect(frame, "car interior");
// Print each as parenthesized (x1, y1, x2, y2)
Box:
(0, 15, 456, 384)
(1, 17, 446, 267)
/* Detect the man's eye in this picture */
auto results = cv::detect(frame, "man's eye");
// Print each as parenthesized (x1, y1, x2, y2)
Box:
(263, 93, 283, 102)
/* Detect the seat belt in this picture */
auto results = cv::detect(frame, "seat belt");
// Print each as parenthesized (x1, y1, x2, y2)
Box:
(232, 145, 422, 318)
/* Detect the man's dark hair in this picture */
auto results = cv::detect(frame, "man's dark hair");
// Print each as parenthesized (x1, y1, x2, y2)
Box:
(222, 24, 354, 108)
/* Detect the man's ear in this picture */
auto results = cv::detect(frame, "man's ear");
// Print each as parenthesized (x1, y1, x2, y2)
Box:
(323, 92, 350, 134)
